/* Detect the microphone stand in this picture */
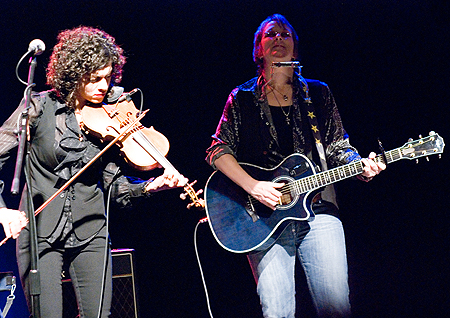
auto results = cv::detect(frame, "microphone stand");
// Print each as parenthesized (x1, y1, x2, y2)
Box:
(11, 55, 41, 318)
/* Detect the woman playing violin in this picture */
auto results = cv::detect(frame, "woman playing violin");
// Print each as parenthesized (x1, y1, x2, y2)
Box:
(0, 26, 187, 317)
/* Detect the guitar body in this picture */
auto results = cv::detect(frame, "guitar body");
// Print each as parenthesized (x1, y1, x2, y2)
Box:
(205, 153, 318, 253)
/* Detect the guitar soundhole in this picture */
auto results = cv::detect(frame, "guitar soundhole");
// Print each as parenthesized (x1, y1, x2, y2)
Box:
(272, 176, 298, 210)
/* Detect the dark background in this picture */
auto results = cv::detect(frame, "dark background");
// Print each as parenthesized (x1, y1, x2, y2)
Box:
(0, 1, 449, 317)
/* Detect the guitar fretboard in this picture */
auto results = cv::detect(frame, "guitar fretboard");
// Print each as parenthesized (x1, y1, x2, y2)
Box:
(293, 147, 404, 194)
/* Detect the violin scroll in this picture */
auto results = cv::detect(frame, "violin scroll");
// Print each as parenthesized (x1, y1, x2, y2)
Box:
(180, 180, 205, 210)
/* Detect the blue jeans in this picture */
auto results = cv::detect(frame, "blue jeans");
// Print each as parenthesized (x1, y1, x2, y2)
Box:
(247, 214, 351, 318)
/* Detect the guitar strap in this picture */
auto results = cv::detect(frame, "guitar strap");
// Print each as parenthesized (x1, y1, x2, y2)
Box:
(298, 75, 328, 172)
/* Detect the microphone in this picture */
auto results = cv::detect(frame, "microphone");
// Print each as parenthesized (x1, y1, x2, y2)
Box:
(118, 88, 139, 102)
(272, 61, 300, 68)
(28, 39, 46, 56)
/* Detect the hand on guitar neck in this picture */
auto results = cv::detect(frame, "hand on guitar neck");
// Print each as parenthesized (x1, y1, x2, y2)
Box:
(357, 151, 386, 182)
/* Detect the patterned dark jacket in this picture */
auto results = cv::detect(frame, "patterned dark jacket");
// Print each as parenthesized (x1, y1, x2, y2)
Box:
(206, 75, 361, 208)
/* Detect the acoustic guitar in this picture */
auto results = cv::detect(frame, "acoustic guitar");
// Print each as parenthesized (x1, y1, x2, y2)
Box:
(204, 132, 445, 253)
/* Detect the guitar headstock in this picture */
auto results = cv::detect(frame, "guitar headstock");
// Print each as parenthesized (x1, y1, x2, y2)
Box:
(400, 131, 445, 160)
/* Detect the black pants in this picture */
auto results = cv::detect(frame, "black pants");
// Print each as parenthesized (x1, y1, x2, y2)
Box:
(17, 228, 112, 318)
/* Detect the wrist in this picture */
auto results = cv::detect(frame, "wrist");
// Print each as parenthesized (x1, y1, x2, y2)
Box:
(142, 178, 155, 197)
(357, 174, 373, 182)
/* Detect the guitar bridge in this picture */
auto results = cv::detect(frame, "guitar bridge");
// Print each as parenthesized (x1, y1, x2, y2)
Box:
(246, 195, 260, 222)
(280, 192, 293, 205)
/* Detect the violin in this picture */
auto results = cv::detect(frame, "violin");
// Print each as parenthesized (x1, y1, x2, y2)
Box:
(80, 92, 205, 210)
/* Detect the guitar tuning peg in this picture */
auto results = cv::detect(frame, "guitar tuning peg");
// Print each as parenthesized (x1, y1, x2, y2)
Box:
(415, 158, 419, 164)
(429, 131, 436, 136)
(408, 138, 413, 142)
(419, 134, 423, 139)
(426, 156, 429, 162)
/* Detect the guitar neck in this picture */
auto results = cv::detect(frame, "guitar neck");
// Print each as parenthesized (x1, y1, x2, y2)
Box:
(295, 147, 403, 194)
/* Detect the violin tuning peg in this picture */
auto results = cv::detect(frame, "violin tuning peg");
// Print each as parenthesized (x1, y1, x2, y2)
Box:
(179, 192, 188, 200)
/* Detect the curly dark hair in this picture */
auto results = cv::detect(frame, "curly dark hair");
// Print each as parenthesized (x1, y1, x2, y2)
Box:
(253, 14, 299, 74)
(46, 26, 126, 106)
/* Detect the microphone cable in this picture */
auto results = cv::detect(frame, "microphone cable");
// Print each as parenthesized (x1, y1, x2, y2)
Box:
(96, 166, 120, 318)
(16, 39, 46, 86)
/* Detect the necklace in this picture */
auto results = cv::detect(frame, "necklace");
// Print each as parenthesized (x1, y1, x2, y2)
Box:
(279, 105, 292, 125)
(270, 85, 289, 101)
(268, 85, 292, 125)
